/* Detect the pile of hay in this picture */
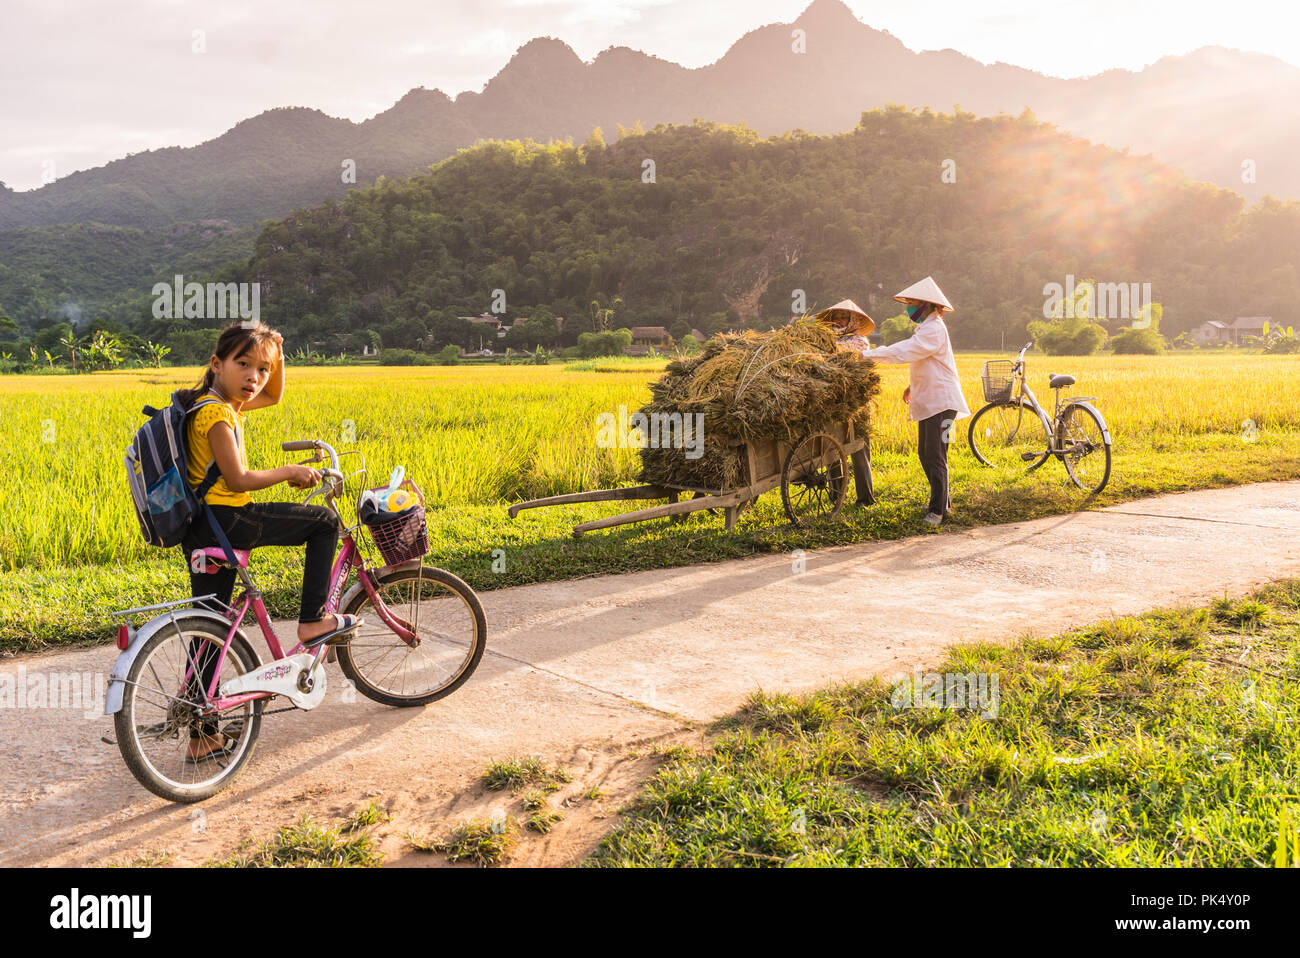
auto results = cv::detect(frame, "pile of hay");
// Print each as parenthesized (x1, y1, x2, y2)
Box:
(637, 318, 880, 490)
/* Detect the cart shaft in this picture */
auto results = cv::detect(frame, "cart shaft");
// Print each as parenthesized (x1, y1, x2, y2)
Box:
(507, 484, 672, 517)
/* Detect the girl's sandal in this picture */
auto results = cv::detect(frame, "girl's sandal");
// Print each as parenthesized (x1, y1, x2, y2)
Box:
(300, 613, 364, 649)
(186, 733, 236, 765)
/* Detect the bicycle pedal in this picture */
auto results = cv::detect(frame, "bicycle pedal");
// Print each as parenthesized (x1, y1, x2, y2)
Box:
(1020, 452, 1039, 461)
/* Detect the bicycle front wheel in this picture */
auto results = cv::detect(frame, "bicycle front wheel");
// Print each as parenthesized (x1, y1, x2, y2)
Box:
(339, 565, 486, 707)
(114, 617, 263, 804)
(1058, 403, 1112, 494)
(968, 400, 1051, 471)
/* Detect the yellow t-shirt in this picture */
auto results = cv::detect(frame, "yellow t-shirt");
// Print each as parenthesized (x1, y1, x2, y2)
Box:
(186, 392, 252, 507)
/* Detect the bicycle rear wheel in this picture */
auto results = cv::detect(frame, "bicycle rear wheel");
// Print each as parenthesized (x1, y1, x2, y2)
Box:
(114, 617, 263, 804)
(339, 565, 486, 707)
(968, 400, 1051, 471)
(1058, 403, 1112, 494)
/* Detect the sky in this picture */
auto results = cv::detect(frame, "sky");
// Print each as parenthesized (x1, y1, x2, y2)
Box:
(2, 0, 1297, 191)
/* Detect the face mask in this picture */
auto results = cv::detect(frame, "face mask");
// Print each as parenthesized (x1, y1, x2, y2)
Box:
(906, 304, 927, 323)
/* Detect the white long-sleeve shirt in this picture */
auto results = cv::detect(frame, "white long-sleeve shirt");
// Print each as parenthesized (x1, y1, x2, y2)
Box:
(861, 316, 970, 423)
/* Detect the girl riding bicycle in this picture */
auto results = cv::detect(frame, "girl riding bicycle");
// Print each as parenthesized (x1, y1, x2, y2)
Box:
(177, 320, 360, 761)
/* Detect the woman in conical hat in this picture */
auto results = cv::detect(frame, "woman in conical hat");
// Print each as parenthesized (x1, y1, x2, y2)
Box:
(814, 299, 875, 352)
(855, 277, 969, 527)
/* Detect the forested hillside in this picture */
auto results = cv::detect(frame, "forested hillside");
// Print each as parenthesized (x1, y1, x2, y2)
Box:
(192, 109, 1300, 350)
(4, 108, 1297, 357)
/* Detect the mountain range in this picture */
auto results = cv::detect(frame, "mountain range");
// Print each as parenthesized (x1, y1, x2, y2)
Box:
(2, 0, 1296, 232)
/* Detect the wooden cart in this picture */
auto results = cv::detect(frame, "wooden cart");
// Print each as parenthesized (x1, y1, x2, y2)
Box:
(508, 420, 875, 536)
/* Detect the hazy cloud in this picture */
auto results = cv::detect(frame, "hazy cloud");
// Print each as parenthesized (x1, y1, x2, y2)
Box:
(1, 0, 1296, 191)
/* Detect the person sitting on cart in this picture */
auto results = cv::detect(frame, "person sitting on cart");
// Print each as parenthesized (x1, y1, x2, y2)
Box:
(853, 277, 969, 527)
(815, 298, 875, 353)
(813, 299, 878, 508)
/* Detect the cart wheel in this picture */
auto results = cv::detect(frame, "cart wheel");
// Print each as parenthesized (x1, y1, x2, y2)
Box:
(781, 432, 849, 527)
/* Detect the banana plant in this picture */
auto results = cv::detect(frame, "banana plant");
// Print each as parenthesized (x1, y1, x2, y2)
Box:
(59, 332, 79, 371)
(144, 341, 171, 368)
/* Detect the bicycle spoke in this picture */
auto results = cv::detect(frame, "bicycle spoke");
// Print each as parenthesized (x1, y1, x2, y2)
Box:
(123, 627, 257, 795)
(971, 402, 1049, 470)
(1059, 405, 1111, 493)
(342, 572, 480, 700)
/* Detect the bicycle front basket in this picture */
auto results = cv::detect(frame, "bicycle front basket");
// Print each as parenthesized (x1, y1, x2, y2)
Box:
(360, 479, 429, 566)
(981, 360, 1015, 403)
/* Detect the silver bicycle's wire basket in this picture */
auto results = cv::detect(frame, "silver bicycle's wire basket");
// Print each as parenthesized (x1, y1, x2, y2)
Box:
(981, 360, 1016, 403)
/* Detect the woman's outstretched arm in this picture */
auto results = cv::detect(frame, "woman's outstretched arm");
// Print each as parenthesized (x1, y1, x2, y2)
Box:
(863, 319, 944, 364)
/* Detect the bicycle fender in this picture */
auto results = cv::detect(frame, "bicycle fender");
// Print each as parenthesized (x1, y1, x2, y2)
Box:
(338, 581, 368, 617)
(1065, 401, 1112, 445)
(104, 609, 247, 715)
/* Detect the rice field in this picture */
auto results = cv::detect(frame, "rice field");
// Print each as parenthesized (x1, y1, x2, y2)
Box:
(1, 351, 1298, 649)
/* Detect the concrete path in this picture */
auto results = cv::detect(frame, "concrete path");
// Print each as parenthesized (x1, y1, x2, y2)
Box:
(3, 481, 1298, 865)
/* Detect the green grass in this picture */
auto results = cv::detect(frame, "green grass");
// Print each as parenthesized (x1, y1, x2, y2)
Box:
(483, 756, 573, 793)
(588, 581, 1300, 867)
(3, 355, 1300, 652)
(410, 816, 519, 865)
(562, 355, 672, 373)
(207, 802, 389, 867)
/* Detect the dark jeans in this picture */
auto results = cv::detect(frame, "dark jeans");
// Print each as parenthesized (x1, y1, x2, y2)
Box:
(180, 502, 338, 742)
(180, 501, 339, 624)
(918, 409, 956, 516)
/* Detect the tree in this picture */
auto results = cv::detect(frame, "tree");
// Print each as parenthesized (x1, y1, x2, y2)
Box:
(1261, 320, 1300, 354)
(1028, 279, 1108, 355)
(59, 332, 80, 370)
(1110, 302, 1166, 354)
(878, 313, 913, 345)
(144, 341, 172, 367)
(576, 328, 633, 357)
(589, 295, 623, 333)
(80, 331, 124, 371)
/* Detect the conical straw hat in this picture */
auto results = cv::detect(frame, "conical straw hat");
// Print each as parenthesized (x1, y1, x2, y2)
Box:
(893, 276, 954, 312)
(813, 298, 875, 335)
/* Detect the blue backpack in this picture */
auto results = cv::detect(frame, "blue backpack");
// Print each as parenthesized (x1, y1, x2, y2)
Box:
(125, 390, 240, 563)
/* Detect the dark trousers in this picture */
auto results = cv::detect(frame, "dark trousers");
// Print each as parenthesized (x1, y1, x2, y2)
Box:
(180, 502, 338, 741)
(917, 409, 956, 515)
(180, 501, 339, 624)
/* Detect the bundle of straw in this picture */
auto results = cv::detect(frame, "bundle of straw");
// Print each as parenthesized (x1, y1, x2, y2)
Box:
(637, 318, 880, 490)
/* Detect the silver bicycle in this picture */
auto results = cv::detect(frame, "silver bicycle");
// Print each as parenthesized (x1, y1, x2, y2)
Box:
(967, 341, 1113, 494)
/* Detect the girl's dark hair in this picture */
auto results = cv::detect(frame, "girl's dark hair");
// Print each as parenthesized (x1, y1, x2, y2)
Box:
(176, 320, 283, 409)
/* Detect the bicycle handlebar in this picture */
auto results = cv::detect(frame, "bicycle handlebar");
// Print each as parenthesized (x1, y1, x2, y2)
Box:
(281, 439, 340, 472)
(281, 439, 344, 502)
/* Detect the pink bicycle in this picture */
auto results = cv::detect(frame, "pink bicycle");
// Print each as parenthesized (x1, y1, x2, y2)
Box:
(105, 438, 486, 803)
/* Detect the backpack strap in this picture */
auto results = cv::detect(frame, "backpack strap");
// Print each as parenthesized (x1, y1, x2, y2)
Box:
(184, 394, 244, 571)
(203, 500, 244, 574)
(195, 461, 222, 501)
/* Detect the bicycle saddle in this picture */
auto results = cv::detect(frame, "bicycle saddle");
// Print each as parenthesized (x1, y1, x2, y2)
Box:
(190, 546, 251, 572)
(1049, 374, 1076, 389)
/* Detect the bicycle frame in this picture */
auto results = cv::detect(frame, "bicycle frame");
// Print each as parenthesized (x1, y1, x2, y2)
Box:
(1006, 344, 1057, 455)
(1006, 343, 1109, 460)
